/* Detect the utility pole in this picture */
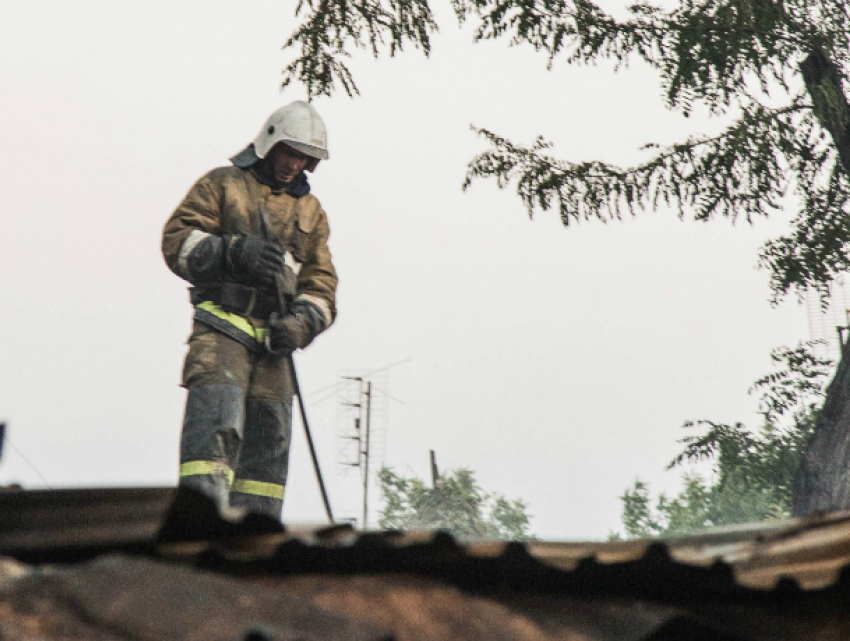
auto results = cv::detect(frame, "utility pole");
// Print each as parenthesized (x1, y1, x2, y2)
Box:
(362, 381, 372, 530)
(340, 376, 363, 470)
(430, 449, 439, 488)
(336, 369, 393, 529)
(340, 376, 375, 530)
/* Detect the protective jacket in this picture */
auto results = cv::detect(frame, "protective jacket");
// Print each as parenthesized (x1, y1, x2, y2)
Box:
(163, 165, 337, 349)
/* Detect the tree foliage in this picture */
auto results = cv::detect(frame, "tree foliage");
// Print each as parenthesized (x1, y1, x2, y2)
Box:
(281, 0, 850, 300)
(282, 0, 438, 98)
(378, 466, 534, 540)
(618, 341, 831, 538)
(460, 0, 850, 301)
(281, 0, 850, 516)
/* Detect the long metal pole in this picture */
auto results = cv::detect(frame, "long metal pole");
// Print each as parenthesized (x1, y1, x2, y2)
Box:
(289, 356, 334, 523)
(361, 381, 372, 530)
(258, 204, 333, 523)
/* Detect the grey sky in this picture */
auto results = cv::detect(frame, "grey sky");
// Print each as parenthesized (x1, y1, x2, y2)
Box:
(0, 0, 809, 538)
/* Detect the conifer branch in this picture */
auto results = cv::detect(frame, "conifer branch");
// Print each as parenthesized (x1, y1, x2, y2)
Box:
(464, 98, 850, 298)
(454, 0, 836, 112)
(759, 169, 850, 299)
(282, 0, 438, 98)
(465, 101, 812, 224)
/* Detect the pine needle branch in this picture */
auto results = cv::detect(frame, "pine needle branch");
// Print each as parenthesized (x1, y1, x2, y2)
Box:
(282, 0, 438, 98)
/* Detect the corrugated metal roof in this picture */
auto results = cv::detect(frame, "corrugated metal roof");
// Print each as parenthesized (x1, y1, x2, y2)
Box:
(524, 511, 850, 591)
(5, 487, 850, 640)
(4, 486, 850, 595)
(0, 486, 174, 559)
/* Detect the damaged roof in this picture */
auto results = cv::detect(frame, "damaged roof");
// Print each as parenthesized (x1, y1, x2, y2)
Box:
(3, 486, 850, 640)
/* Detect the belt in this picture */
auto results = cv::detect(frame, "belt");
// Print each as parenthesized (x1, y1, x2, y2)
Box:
(194, 301, 267, 353)
(190, 282, 278, 320)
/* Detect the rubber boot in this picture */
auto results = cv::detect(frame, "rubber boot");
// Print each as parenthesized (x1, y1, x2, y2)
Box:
(230, 399, 292, 519)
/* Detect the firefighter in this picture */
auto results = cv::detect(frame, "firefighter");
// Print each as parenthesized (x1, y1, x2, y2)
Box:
(162, 101, 337, 518)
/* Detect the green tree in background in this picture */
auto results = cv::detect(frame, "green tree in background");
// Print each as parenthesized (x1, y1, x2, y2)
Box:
(281, 0, 850, 515)
(618, 342, 831, 538)
(378, 466, 534, 540)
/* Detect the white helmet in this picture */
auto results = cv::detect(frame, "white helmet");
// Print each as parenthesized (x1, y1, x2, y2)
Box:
(231, 101, 328, 172)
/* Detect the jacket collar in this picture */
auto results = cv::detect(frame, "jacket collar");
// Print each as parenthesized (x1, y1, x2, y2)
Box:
(239, 156, 311, 197)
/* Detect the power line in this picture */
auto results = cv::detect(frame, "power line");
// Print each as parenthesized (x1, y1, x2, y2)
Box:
(305, 379, 346, 398)
(371, 386, 405, 405)
(311, 386, 345, 407)
(306, 357, 411, 398)
(365, 357, 412, 375)
(4, 436, 52, 489)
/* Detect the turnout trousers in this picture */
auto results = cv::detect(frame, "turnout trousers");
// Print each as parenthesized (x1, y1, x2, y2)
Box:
(178, 320, 294, 519)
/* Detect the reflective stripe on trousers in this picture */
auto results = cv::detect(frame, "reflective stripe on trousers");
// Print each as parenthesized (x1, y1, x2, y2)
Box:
(178, 383, 292, 519)
(232, 479, 285, 500)
(179, 460, 235, 486)
(228, 399, 291, 517)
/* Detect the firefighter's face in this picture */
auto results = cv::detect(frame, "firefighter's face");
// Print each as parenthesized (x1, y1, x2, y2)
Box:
(268, 142, 311, 183)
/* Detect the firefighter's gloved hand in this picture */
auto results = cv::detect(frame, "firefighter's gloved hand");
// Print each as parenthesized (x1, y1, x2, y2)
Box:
(223, 235, 284, 287)
(267, 314, 312, 355)
(266, 302, 327, 355)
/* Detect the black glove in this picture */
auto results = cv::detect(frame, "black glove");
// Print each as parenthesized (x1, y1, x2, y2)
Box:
(265, 302, 326, 355)
(223, 235, 284, 287)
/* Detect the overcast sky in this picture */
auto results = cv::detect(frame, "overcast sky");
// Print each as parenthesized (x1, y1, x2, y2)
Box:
(0, 1, 815, 539)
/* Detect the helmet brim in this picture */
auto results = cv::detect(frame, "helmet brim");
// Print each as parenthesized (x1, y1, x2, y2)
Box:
(285, 139, 329, 161)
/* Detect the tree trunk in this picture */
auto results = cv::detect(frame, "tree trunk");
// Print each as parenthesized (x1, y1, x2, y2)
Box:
(792, 50, 850, 516)
(794, 337, 850, 514)
(799, 48, 850, 178)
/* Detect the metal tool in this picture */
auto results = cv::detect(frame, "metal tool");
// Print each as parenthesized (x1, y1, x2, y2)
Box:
(257, 204, 334, 523)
